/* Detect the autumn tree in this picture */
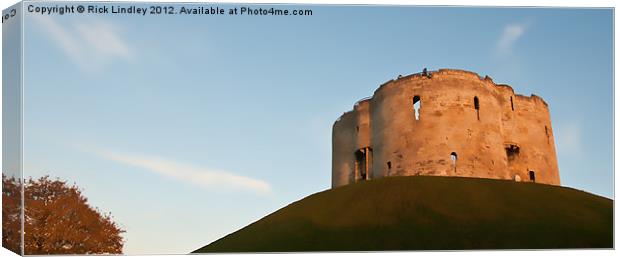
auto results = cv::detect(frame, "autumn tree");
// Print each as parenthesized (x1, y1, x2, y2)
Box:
(2, 175, 21, 254)
(3, 175, 125, 254)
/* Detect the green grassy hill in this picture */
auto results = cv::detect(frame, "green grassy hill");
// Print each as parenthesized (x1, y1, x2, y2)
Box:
(194, 176, 613, 252)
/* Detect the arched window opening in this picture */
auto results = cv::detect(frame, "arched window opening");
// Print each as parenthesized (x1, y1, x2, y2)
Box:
(529, 171, 536, 182)
(474, 96, 480, 120)
(387, 161, 392, 169)
(450, 152, 457, 173)
(510, 96, 514, 111)
(413, 96, 421, 120)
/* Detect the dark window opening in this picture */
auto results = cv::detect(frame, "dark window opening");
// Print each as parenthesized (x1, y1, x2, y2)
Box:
(505, 144, 520, 161)
(387, 161, 392, 169)
(510, 96, 514, 111)
(545, 126, 550, 144)
(474, 96, 480, 120)
(413, 95, 421, 121)
(356, 126, 359, 132)
(529, 171, 536, 182)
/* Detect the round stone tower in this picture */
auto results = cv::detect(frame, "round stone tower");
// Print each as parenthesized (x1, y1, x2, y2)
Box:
(332, 69, 560, 188)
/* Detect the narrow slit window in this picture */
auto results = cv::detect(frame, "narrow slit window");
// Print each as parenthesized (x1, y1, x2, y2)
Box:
(387, 161, 392, 169)
(474, 96, 480, 120)
(510, 96, 514, 111)
(413, 96, 421, 120)
(545, 126, 550, 144)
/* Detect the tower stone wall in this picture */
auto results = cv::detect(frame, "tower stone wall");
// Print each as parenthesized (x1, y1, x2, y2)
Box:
(332, 69, 560, 188)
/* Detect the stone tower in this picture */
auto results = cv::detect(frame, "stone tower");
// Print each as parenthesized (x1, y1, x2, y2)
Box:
(332, 69, 560, 188)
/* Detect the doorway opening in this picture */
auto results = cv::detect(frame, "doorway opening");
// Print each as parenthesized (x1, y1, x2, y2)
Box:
(354, 147, 372, 181)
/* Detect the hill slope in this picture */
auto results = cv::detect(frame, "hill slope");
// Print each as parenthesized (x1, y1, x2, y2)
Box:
(194, 176, 613, 252)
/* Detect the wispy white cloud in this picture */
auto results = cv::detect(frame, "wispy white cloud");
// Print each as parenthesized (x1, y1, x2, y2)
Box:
(495, 23, 528, 57)
(75, 21, 131, 58)
(555, 122, 583, 157)
(97, 150, 272, 194)
(491, 22, 532, 80)
(32, 15, 132, 70)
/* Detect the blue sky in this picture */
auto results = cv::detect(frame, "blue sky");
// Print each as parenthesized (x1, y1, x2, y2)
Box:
(18, 3, 613, 254)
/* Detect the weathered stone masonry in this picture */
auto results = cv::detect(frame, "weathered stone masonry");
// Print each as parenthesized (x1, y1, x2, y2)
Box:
(332, 69, 560, 188)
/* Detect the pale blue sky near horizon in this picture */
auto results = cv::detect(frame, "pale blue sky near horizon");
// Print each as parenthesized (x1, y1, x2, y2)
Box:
(12, 2, 614, 254)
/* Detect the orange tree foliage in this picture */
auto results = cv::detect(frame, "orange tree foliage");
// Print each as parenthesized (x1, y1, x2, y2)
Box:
(2, 175, 125, 254)
(2, 175, 21, 254)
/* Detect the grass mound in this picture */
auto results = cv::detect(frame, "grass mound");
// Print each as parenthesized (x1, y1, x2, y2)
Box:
(194, 176, 613, 252)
